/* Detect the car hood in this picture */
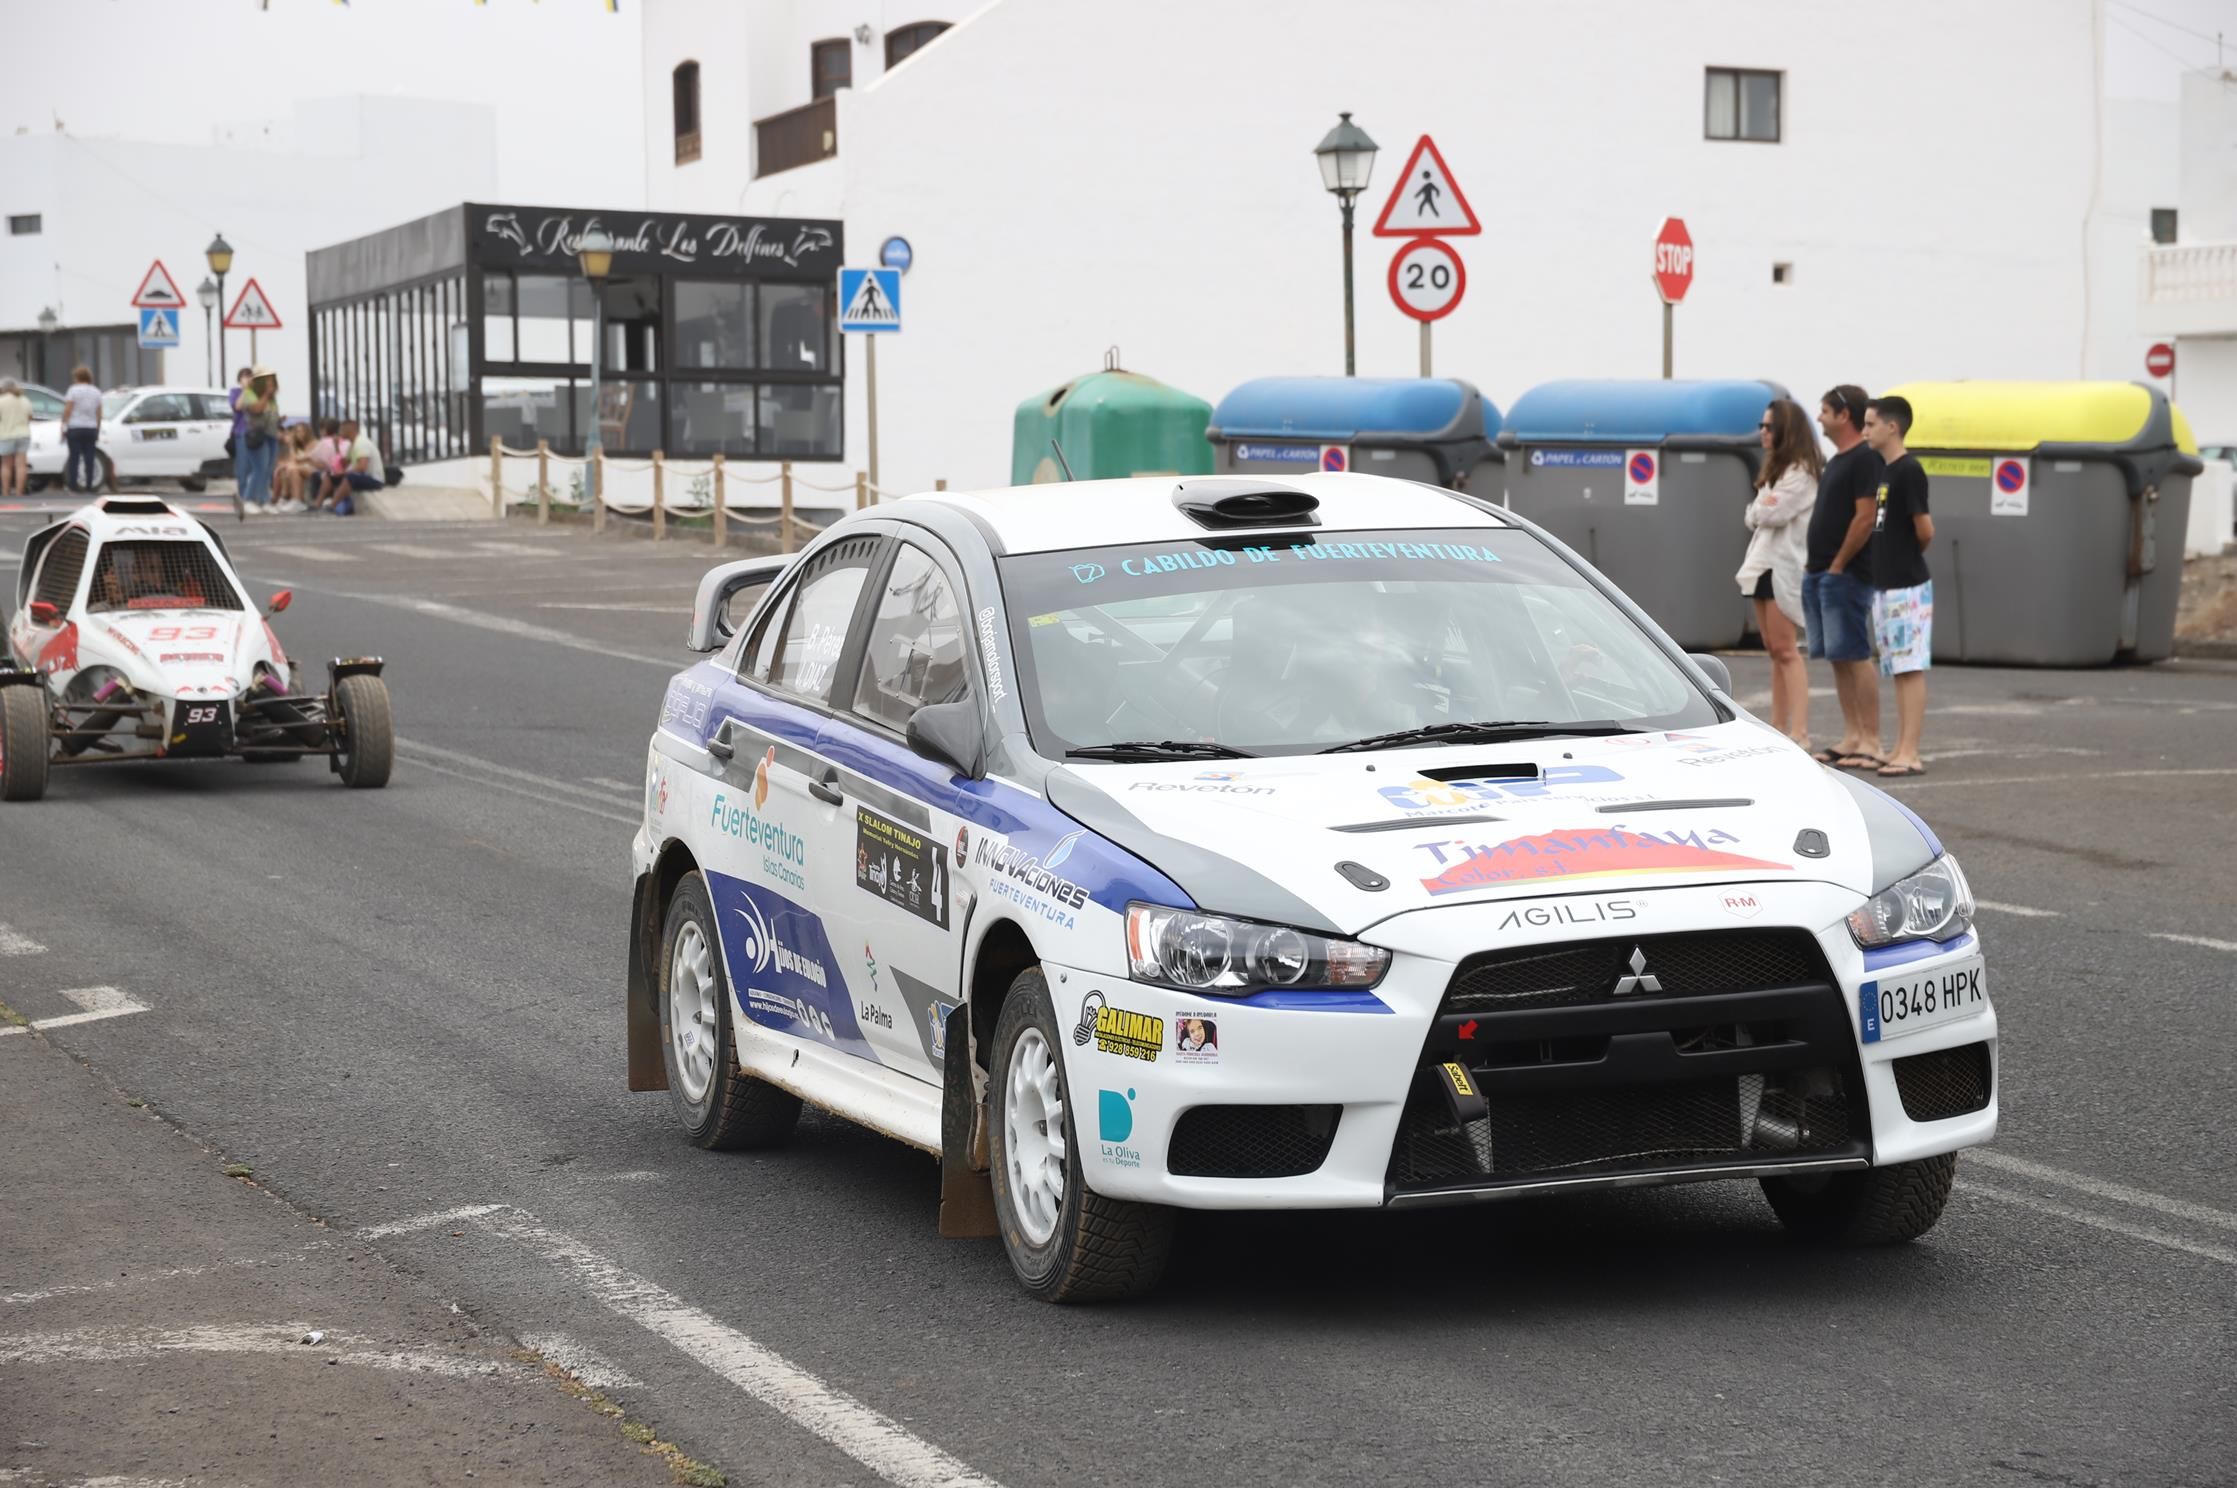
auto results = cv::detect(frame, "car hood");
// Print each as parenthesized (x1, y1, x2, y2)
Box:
(1041, 722, 1928, 938)
(80, 611, 260, 699)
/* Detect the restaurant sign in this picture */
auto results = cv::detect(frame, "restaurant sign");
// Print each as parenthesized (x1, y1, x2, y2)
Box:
(471, 204, 843, 278)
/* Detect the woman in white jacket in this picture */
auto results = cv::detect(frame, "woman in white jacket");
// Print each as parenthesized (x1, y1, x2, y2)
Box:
(1736, 398, 1822, 747)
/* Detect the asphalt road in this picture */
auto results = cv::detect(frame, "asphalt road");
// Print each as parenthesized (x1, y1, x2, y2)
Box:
(4, 513, 2234, 1488)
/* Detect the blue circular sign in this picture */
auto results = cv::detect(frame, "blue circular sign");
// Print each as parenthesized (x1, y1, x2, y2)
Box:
(880, 236, 914, 274)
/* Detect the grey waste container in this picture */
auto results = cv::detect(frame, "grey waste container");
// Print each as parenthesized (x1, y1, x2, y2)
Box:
(1496, 378, 1782, 650)
(1884, 380, 2205, 665)
(1207, 377, 1502, 491)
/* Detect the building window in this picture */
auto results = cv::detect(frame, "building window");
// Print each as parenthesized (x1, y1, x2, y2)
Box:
(2151, 208, 2178, 245)
(673, 60, 702, 165)
(1772, 261, 1793, 285)
(1705, 67, 1780, 142)
(812, 39, 851, 100)
(7, 213, 40, 236)
(885, 21, 950, 70)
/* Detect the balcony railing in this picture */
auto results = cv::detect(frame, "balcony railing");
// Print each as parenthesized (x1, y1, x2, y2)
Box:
(2143, 242, 2237, 304)
(754, 96, 836, 179)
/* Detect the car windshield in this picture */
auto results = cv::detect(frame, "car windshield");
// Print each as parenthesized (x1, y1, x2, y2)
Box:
(997, 526, 1720, 758)
(85, 539, 244, 613)
(101, 391, 136, 418)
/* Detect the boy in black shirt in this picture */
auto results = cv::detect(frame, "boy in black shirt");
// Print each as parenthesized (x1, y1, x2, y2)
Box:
(1862, 395, 1934, 777)
(1803, 385, 1885, 769)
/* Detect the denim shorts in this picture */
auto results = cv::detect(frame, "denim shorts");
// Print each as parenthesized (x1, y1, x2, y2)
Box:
(0, 437, 26, 457)
(1802, 569, 1874, 662)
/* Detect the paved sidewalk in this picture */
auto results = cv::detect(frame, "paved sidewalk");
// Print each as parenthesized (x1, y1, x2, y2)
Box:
(0, 1027, 692, 1488)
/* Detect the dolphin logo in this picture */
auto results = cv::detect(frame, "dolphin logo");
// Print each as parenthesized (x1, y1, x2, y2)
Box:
(485, 211, 531, 255)
(1071, 564, 1105, 584)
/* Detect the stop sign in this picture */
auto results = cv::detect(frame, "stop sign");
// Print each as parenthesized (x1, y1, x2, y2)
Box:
(1653, 217, 1694, 305)
(2146, 342, 2175, 378)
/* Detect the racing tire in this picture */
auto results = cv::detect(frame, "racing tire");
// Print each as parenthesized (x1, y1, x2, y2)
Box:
(657, 872, 801, 1151)
(1761, 1153, 1958, 1246)
(0, 686, 51, 802)
(332, 674, 394, 789)
(987, 968, 1175, 1303)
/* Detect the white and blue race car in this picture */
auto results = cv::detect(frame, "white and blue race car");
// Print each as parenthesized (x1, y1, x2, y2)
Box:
(626, 474, 1993, 1302)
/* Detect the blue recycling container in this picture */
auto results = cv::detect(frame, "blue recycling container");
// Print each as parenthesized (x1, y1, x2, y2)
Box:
(1207, 377, 1502, 491)
(1497, 378, 1785, 649)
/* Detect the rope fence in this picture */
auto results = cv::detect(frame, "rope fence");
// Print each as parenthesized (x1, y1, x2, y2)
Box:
(482, 438, 919, 552)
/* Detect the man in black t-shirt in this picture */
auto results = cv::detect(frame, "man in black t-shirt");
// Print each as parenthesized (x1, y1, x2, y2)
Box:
(1802, 385, 1885, 769)
(1863, 395, 1935, 778)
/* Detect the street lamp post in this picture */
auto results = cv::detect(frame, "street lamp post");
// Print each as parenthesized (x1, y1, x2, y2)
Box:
(196, 278, 219, 386)
(205, 233, 234, 382)
(576, 226, 615, 509)
(1313, 112, 1379, 377)
(35, 306, 58, 386)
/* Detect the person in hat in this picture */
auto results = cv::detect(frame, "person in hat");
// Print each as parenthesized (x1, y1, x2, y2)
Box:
(236, 365, 282, 511)
(0, 378, 31, 498)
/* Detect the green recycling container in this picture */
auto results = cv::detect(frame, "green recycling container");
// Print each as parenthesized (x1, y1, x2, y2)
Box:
(1011, 360, 1213, 484)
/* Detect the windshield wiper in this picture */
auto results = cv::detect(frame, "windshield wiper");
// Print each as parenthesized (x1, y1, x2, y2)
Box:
(1319, 720, 1647, 754)
(1065, 740, 1258, 761)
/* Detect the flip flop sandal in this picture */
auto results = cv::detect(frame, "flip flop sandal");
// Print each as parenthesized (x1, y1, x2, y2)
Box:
(1875, 763, 1928, 778)
(1836, 754, 1887, 771)
(1810, 747, 1845, 764)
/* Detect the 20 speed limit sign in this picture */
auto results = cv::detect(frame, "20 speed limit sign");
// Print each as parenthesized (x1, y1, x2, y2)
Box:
(1388, 236, 1465, 322)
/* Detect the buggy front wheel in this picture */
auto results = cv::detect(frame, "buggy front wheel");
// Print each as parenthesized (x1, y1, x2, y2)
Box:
(1, 686, 52, 801)
(333, 674, 393, 789)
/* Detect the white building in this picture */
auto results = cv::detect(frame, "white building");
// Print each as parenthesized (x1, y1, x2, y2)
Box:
(638, 0, 2219, 496)
(2140, 67, 2237, 443)
(0, 98, 499, 403)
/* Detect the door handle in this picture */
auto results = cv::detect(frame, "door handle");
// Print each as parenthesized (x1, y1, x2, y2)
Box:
(705, 721, 735, 760)
(808, 766, 844, 806)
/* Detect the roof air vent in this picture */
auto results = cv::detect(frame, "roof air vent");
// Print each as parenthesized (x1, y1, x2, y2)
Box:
(1171, 479, 1321, 530)
(100, 498, 177, 516)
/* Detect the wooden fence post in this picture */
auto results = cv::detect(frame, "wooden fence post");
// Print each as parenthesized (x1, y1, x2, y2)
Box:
(535, 439, 551, 526)
(855, 471, 868, 510)
(711, 453, 727, 548)
(781, 461, 796, 554)
(652, 451, 666, 542)
(935, 478, 947, 491)
(592, 449, 606, 533)
(489, 435, 503, 518)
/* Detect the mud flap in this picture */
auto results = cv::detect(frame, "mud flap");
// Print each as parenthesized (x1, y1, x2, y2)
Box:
(938, 1004, 998, 1238)
(626, 873, 668, 1092)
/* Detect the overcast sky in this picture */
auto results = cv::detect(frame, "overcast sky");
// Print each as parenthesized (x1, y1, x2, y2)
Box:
(2, 0, 646, 204)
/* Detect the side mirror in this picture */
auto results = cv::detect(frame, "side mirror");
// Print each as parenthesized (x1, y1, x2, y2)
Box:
(905, 699, 985, 780)
(28, 600, 59, 626)
(268, 589, 293, 615)
(687, 556, 791, 653)
(1688, 653, 1733, 695)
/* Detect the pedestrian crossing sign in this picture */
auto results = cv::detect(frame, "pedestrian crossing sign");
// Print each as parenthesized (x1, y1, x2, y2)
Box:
(136, 307, 181, 350)
(838, 267, 901, 334)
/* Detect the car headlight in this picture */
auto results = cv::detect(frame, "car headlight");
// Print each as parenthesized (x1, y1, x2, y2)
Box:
(1847, 853, 1974, 948)
(1125, 902, 1389, 994)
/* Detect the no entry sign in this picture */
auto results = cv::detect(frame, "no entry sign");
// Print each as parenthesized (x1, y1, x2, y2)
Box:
(1388, 237, 1466, 322)
(1653, 218, 1694, 304)
(2146, 342, 2175, 379)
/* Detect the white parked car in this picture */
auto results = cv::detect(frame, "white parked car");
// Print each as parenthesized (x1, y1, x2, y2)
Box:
(1, 496, 393, 800)
(28, 386, 235, 493)
(626, 473, 1994, 1301)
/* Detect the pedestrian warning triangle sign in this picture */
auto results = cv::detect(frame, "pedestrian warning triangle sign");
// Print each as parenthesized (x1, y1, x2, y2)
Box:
(224, 278, 282, 330)
(1372, 135, 1481, 237)
(839, 268, 900, 330)
(131, 259, 186, 308)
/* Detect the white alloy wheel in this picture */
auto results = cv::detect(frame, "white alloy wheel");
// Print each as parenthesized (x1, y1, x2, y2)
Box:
(1004, 1024, 1068, 1246)
(668, 919, 720, 1103)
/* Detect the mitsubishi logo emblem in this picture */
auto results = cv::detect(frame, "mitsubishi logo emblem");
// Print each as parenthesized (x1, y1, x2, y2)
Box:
(1611, 946, 1662, 996)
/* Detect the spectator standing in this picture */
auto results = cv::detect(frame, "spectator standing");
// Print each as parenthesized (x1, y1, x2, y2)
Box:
(1863, 395, 1934, 777)
(335, 419, 385, 516)
(1801, 385, 1886, 770)
(236, 366, 282, 511)
(0, 378, 31, 498)
(226, 366, 252, 510)
(1735, 398, 1821, 747)
(61, 366, 104, 494)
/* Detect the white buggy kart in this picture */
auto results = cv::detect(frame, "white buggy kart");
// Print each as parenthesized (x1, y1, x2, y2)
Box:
(1, 497, 393, 801)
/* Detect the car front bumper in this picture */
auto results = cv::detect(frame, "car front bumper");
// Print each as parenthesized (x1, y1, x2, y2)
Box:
(1047, 879, 1996, 1210)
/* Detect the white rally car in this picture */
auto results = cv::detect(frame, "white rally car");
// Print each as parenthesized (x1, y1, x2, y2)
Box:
(2, 496, 393, 800)
(626, 474, 1993, 1301)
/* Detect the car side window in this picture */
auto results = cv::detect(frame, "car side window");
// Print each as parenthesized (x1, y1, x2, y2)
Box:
(32, 529, 89, 611)
(128, 395, 188, 423)
(192, 394, 233, 421)
(28, 390, 63, 420)
(851, 543, 967, 731)
(762, 537, 880, 704)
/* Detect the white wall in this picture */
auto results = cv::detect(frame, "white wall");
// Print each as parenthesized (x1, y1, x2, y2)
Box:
(0, 99, 496, 410)
(2178, 69, 2237, 243)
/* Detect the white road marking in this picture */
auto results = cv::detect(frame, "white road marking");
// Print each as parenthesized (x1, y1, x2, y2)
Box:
(0, 986, 150, 1038)
(1966, 1149, 2237, 1234)
(396, 736, 639, 809)
(366, 1204, 1004, 1488)
(369, 542, 470, 561)
(325, 591, 680, 670)
(257, 543, 357, 563)
(359, 1203, 507, 1240)
(2146, 931, 2237, 954)
(1960, 1181, 2237, 1268)
(470, 540, 570, 556)
(1974, 901, 2062, 918)
(6, 1255, 293, 1307)
(399, 756, 641, 827)
(0, 1322, 506, 1378)
(518, 1330, 644, 1390)
(0, 924, 47, 955)
(538, 601, 693, 613)
(1901, 767, 2237, 790)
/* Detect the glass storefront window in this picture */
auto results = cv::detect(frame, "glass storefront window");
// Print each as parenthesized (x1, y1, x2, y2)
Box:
(599, 277, 662, 374)
(580, 378, 661, 453)
(675, 282, 755, 371)
(483, 271, 515, 362)
(517, 273, 576, 364)
(483, 375, 573, 450)
(759, 383, 841, 458)
(673, 381, 755, 455)
(761, 284, 828, 373)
